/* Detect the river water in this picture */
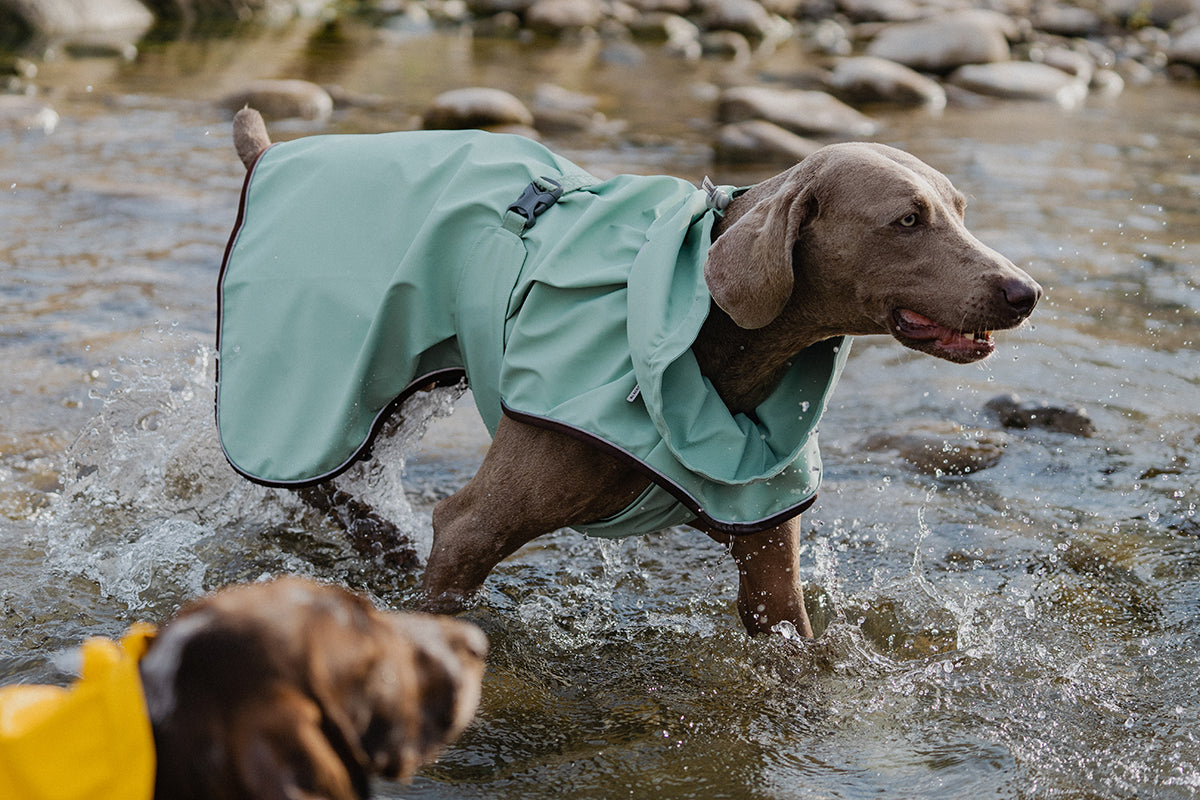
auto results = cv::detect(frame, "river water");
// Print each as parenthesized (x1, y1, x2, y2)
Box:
(2, 18, 1198, 800)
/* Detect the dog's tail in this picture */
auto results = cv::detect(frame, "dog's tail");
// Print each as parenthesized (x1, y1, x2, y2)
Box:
(233, 107, 271, 170)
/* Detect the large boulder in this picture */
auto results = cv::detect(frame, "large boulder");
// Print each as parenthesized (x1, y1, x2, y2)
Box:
(0, 0, 153, 46)
(865, 10, 1014, 73)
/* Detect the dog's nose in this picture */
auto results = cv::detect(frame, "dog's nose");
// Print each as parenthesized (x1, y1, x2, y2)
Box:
(1001, 276, 1042, 318)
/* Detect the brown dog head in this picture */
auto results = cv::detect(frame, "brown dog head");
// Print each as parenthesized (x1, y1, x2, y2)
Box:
(706, 142, 1041, 363)
(139, 577, 487, 800)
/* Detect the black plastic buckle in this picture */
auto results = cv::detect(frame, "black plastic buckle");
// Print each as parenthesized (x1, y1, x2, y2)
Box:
(507, 177, 563, 230)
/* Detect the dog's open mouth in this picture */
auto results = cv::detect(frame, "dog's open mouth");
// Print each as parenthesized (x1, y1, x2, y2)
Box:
(890, 308, 995, 363)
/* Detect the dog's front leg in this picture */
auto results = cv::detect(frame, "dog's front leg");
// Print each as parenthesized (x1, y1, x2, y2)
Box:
(705, 518, 812, 637)
(421, 415, 648, 614)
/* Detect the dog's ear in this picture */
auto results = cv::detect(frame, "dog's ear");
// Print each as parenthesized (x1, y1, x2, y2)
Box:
(230, 688, 365, 800)
(704, 171, 813, 329)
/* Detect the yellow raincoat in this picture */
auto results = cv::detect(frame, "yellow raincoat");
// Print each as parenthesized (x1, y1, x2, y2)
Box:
(0, 623, 156, 800)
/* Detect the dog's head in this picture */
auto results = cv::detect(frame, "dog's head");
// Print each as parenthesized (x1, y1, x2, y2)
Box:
(706, 142, 1041, 363)
(140, 577, 487, 800)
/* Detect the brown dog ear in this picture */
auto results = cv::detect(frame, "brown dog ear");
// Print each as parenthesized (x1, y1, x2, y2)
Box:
(231, 688, 365, 800)
(704, 172, 812, 330)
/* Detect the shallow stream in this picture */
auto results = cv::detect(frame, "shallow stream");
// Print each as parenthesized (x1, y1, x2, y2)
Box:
(2, 20, 1198, 799)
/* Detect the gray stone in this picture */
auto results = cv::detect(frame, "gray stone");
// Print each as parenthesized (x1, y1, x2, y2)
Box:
(1089, 68, 1125, 96)
(532, 83, 605, 133)
(698, 0, 780, 38)
(827, 55, 947, 108)
(717, 85, 878, 138)
(1034, 45, 1095, 83)
(0, 0, 153, 42)
(713, 119, 823, 163)
(219, 79, 334, 121)
(1168, 23, 1200, 68)
(865, 10, 1014, 73)
(949, 61, 1089, 108)
(525, 0, 602, 33)
(422, 87, 534, 130)
(836, 0, 923, 22)
(1031, 3, 1104, 37)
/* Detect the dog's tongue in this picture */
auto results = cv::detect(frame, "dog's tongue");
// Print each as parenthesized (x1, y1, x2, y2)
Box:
(894, 308, 993, 350)
(894, 308, 955, 342)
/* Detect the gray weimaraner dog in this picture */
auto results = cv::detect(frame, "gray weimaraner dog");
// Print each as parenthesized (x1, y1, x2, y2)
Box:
(224, 108, 1040, 638)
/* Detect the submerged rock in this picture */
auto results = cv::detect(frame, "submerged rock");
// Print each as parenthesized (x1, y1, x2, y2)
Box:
(219, 79, 334, 121)
(863, 422, 1009, 476)
(985, 394, 1097, 437)
(717, 85, 878, 138)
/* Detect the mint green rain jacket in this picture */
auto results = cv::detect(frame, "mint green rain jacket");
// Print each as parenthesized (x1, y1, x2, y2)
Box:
(217, 131, 850, 537)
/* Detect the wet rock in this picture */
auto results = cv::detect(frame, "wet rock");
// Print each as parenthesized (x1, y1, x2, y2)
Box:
(1032, 45, 1095, 83)
(717, 85, 878, 138)
(1168, 24, 1200, 68)
(836, 0, 924, 22)
(422, 87, 534, 130)
(698, 0, 780, 38)
(1031, 3, 1105, 37)
(532, 83, 605, 133)
(865, 10, 1014, 73)
(1090, 68, 1125, 96)
(949, 62, 1089, 107)
(985, 394, 1096, 437)
(713, 119, 823, 163)
(525, 0, 602, 34)
(628, 11, 701, 56)
(827, 55, 947, 108)
(863, 422, 1009, 476)
(0, 93, 58, 133)
(0, 0, 153, 44)
(219, 79, 334, 121)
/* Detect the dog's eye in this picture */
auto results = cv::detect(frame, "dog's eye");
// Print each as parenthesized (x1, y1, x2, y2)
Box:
(897, 212, 920, 228)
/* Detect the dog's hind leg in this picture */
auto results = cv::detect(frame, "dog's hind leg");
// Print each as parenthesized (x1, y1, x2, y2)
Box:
(420, 415, 648, 614)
